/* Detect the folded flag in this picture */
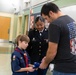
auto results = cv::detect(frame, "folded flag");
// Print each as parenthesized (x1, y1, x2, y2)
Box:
(33, 62, 40, 69)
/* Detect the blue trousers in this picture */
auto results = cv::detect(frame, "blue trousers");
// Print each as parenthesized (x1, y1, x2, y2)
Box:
(28, 68, 48, 75)
(53, 70, 76, 75)
(37, 68, 48, 75)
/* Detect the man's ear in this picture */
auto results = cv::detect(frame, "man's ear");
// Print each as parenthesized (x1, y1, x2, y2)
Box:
(49, 11, 54, 17)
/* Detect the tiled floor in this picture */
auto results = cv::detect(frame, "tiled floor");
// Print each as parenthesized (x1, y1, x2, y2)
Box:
(0, 54, 12, 75)
(0, 42, 52, 75)
(0, 42, 14, 75)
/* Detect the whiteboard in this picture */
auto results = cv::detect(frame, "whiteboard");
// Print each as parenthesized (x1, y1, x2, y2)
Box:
(60, 5, 76, 20)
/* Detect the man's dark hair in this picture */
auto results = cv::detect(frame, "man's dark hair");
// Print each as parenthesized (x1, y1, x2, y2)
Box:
(41, 2, 60, 16)
(35, 16, 45, 23)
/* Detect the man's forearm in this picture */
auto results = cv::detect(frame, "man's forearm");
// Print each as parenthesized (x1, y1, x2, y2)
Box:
(45, 47, 57, 64)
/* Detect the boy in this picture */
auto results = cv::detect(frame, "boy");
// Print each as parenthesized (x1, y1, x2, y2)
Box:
(11, 35, 35, 75)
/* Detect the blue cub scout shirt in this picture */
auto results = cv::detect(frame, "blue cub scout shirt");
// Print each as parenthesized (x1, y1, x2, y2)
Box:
(11, 47, 30, 75)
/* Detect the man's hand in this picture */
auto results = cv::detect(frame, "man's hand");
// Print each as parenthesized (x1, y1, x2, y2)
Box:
(39, 57, 48, 69)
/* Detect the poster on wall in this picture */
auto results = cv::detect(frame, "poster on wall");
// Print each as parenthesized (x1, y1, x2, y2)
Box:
(30, 13, 40, 29)
(30, 15, 34, 29)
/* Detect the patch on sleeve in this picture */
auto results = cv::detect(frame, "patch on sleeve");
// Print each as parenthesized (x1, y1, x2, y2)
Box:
(20, 57, 23, 59)
(13, 55, 16, 60)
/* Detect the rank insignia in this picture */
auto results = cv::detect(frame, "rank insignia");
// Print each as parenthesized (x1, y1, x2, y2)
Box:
(32, 38, 36, 41)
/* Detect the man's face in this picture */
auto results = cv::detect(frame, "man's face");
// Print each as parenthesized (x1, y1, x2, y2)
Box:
(42, 11, 54, 23)
(35, 20, 45, 31)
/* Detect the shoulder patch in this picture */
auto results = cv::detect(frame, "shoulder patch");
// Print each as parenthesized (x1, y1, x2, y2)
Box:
(13, 55, 16, 60)
(20, 57, 23, 59)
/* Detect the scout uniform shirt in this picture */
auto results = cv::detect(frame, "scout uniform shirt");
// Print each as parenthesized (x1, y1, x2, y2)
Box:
(11, 47, 30, 75)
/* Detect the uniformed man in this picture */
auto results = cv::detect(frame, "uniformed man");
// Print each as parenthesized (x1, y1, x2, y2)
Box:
(26, 16, 48, 75)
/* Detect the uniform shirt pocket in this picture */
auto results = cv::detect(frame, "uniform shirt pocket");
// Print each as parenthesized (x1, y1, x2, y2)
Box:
(20, 57, 25, 67)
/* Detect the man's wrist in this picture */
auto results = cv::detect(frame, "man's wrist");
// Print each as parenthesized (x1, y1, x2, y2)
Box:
(45, 58, 50, 66)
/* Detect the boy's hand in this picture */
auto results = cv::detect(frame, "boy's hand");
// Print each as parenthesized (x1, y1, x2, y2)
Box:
(27, 67, 35, 72)
(29, 64, 34, 67)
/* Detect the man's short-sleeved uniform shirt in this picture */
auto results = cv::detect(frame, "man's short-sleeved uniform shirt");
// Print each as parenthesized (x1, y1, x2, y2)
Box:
(48, 15, 76, 73)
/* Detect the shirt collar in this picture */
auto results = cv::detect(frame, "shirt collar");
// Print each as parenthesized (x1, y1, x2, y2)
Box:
(39, 29, 44, 33)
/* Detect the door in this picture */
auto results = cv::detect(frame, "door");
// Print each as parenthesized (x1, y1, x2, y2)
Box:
(0, 16, 11, 40)
(17, 17, 22, 35)
(24, 15, 29, 35)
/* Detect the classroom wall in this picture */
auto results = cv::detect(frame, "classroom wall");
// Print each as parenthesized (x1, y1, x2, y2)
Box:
(61, 5, 76, 21)
(33, 0, 76, 14)
(21, 0, 76, 33)
(15, 0, 76, 40)
(23, 0, 76, 15)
